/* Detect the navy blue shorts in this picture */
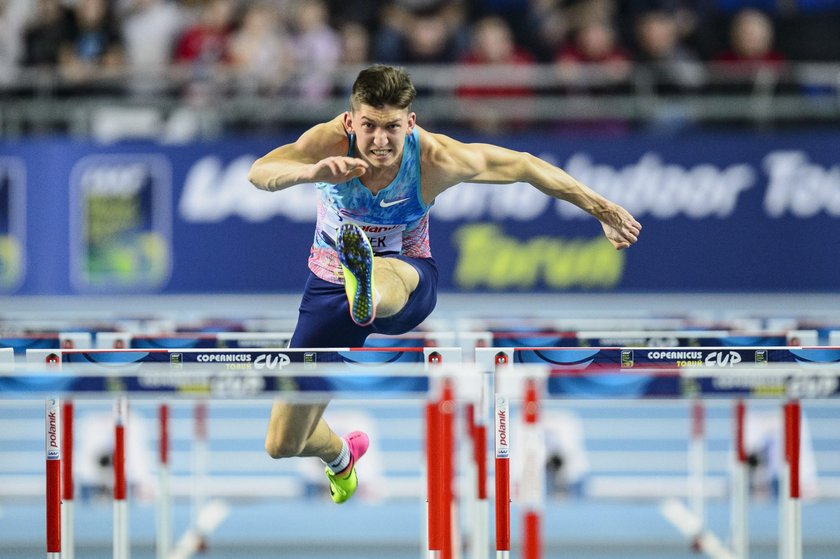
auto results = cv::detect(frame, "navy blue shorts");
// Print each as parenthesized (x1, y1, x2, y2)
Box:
(289, 256, 438, 349)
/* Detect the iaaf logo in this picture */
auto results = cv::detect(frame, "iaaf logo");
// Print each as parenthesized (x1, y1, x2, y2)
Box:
(705, 351, 742, 367)
(254, 353, 291, 370)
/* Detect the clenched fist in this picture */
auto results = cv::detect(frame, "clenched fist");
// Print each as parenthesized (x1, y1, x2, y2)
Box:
(307, 156, 370, 184)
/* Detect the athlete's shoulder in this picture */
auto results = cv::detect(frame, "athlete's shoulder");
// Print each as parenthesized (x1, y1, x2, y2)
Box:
(417, 126, 484, 183)
(296, 114, 350, 157)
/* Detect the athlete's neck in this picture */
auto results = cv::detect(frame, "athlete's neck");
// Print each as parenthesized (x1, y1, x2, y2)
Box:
(359, 163, 400, 193)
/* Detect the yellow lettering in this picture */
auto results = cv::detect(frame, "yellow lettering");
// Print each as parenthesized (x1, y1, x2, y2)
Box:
(452, 223, 625, 290)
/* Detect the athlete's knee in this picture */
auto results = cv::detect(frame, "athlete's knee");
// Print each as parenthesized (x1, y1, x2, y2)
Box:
(265, 432, 306, 459)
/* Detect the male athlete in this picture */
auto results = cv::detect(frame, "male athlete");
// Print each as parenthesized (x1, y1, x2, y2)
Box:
(248, 64, 641, 503)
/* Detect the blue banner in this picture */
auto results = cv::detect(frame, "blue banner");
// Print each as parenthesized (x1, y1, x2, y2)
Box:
(2, 131, 839, 294)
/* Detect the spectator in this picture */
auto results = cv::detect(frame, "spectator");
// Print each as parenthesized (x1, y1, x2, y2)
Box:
(173, 0, 235, 67)
(710, 8, 786, 97)
(457, 17, 535, 95)
(121, 0, 187, 96)
(173, 0, 236, 100)
(519, 0, 569, 62)
(633, 8, 704, 94)
(326, 0, 384, 30)
(290, 0, 341, 102)
(374, 2, 467, 64)
(715, 8, 785, 69)
(621, 0, 718, 59)
(0, 0, 33, 85)
(404, 9, 459, 63)
(229, 2, 295, 95)
(632, 7, 706, 130)
(23, 0, 69, 70)
(339, 22, 372, 66)
(58, 0, 124, 84)
(456, 16, 536, 132)
(556, 19, 632, 93)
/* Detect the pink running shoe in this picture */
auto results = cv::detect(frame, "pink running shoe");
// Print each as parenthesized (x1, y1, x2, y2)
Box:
(325, 431, 369, 504)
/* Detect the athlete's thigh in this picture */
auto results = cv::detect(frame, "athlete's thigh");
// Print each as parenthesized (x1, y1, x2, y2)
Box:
(374, 256, 420, 292)
(373, 256, 438, 335)
(267, 400, 329, 441)
(290, 273, 372, 348)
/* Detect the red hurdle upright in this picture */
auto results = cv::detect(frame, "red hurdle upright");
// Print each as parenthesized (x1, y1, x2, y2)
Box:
(45, 397, 61, 559)
(782, 399, 802, 559)
(689, 399, 706, 552)
(157, 403, 171, 559)
(114, 397, 129, 559)
(61, 400, 75, 559)
(521, 378, 543, 559)
(494, 352, 510, 559)
(425, 349, 457, 559)
(731, 399, 749, 559)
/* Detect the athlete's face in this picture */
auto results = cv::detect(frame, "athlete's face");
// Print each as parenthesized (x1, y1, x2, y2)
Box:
(345, 104, 416, 169)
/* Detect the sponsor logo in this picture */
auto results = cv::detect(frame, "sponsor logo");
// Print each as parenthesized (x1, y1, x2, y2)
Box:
(621, 350, 634, 368)
(763, 151, 840, 218)
(197, 353, 252, 363)
(379, 198, 409, 208)
(495, 395, 509, 458)
(177, 150, 840, 224)
(755, 350, 767, 365)
(497, 410, 508, 449)
(170, 353, 183, 369)
(70, 154, 172, 291)
(179, 156, 317, 223)
(453, 224, 624, 289)
(646, 351, 703, 360)
(304, 352, 317, 369)
(0, 157, 25, 291)
(209, 370, 266, 397)
(645, 350, 705, 368)
(710, 373, 839, 399)
(704, 351, 742, 367)
(786, 375, 839, 398)
(254, 353, 291, 370)
(47, 404, 59, 459)
(359, 224, 400, 233)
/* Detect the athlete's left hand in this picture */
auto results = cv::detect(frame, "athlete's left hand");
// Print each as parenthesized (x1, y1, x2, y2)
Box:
(598, 204, 642, 250)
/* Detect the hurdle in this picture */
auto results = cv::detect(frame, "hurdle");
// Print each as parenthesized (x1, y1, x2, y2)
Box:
(95, 330, 297, 559)
(486, 328, 818, 552)
(12, 333, 94, 559)
(475, 345, 840, 559)
(4, 348, 825, 556)
(485, 349, 549, 559)
(15, 345, 468, 559)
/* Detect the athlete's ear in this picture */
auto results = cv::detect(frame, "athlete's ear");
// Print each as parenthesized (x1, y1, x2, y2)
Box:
(407, 112, 416, 134)
(343, 111, 354, 133)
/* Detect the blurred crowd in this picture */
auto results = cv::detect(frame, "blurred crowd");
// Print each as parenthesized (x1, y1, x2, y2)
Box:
(2, 0, 840, 97)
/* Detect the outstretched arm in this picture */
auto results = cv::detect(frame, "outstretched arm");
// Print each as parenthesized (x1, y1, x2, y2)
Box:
(423, 131, 641, 250)
(248, 115, 370, 191)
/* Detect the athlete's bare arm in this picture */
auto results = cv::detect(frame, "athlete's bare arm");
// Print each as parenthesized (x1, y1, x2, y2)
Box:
(248, 115, 369, 191)
(418, 128, 642, 250)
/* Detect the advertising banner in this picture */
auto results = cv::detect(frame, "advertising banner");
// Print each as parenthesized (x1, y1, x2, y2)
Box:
(2, 131, 839, 294)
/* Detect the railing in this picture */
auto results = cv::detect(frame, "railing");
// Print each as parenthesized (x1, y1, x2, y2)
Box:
(1, 62, 839, 138)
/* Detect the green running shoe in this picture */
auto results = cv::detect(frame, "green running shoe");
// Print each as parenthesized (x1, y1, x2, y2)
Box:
(325, 431, 369, 504)
(337, 223, 376, 326)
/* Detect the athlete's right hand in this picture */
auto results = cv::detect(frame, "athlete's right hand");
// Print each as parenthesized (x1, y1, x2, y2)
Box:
(307, 156, 369, 184)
